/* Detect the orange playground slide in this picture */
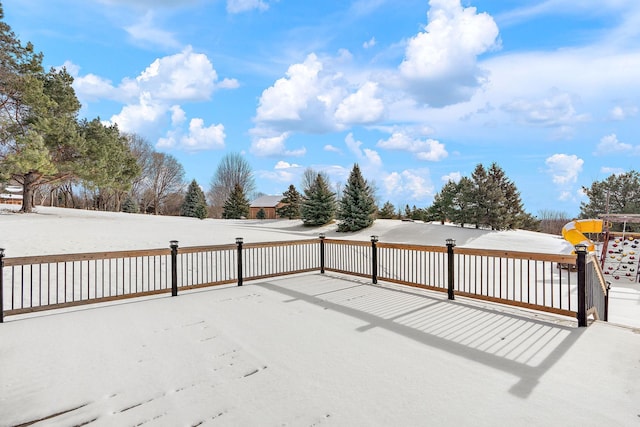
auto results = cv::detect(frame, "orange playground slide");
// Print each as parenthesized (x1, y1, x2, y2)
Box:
(561, 219, 603, 252)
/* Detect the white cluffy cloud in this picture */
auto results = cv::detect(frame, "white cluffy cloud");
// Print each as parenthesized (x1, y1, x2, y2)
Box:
(334, 82, 385, 125)
(157, 117, 225, 152)
(594, 134, 637, 156)
(69, 47, 237, 151)
(610, 105, 639, 121)
(255, 54, 345, 132)
(345, 133, 382, 169)
(250, 133, 306, 157)
(254, 54, 386, 134)
(377, 131, 448, 161)
(441, 172, 462, 183)
(383, 169, 434, 201)
(594, 133, 634, 156)
(257, 161, 303, 183)
(399, 0, 500, 107)
(545, 153, 583, 185)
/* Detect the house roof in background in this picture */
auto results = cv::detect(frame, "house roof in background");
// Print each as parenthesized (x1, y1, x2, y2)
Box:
(250, 195, 282, 208)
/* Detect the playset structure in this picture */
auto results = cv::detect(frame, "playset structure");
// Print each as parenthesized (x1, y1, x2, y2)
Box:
(562, 214, 640, 283)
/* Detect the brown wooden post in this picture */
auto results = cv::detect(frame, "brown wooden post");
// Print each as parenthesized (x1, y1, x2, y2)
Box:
(575, 244, 587, 327)
(446, 239, 456, 300)
(0, 248, 4, 323)
(170, 241, 179, 297)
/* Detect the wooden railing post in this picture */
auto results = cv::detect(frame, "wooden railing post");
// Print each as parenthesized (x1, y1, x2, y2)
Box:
(236, 237, 244, 286)
(0, 248, 5, 323)
(446, 239, 456, 300)
(575, 244, 588, 327)
(170, 240, 179, 297)
(371, 235, 379, 284)
(319, 233, 325, 274)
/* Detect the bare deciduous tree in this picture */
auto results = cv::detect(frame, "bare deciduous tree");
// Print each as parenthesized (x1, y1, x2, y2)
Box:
(124, 133, 154, 210)
(538, 209, 570, 235)
(148, 152, 185, 215)
(301, 167, 331, 194)
(208, 153, 256, 218)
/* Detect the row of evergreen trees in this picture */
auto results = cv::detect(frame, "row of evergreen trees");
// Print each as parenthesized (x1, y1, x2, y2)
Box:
(427, 163, 536, 230)
(275, 164, 376, 231)
(143, 162, 640, 236)
(186, 162, 534, 233)
(189, 163, 375, 230)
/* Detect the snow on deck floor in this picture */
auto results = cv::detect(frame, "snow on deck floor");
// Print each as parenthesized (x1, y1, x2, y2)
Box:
(1, 273, 640, 426)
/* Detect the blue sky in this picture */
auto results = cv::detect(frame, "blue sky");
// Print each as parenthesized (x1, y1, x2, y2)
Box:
(4, 0, 640, 216)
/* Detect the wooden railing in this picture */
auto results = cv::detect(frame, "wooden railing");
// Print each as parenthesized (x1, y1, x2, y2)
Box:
(1, 248, 174, 316)
(583, 252, 609, 322)
(453, 248, 578, 318)
(0, 237, 606, 325)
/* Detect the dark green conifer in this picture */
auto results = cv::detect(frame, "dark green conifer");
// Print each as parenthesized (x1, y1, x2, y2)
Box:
(180, 179, 208, 219)
(223, 183, 250, 219)
(300, 174, 336, 226)
(276, 184, 302, 219)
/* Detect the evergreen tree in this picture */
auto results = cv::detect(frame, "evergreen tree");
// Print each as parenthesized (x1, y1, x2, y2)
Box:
(337, 164, 376, 232)
(181, 179, 208, 219)
(276, 184, 302, 219)
(256, 208, 266, 220)
(428, 180, 458, 224)
(410, 205, 425, 221)
(378, 201, 396, 219)
(451, 177, 475, 227)
(121, 195, 139, 213)
(403, 204, 412, 219)
(300, 173, 336, 226)
(79, 118, 140, 211)
(470, 164, 492, 228)
(580, 171, 640, 232)
(484, 163, 511, 230)
(222, 183, 250, 219)
(580, 171, 640, 218)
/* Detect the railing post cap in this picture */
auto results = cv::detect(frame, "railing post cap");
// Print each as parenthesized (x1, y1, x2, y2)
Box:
(170, 240, 179, 247)
(236, 237, 244, 244)
(371, 235, 379, 242)
(319, 233, 325, 239)
(446, 238, 456, 246)
(575, 243, 588, 253)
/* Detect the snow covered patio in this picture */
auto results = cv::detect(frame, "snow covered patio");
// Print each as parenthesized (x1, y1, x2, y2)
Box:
(2, 272, 639, 426)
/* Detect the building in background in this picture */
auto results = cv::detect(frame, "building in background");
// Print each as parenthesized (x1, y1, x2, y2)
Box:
(249, 195, 284, 219)
(0, 185, 23, 205)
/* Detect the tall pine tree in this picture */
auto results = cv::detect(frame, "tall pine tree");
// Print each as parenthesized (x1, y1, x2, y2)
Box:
(181, 179, 208, 219)
(427, 180, 458, 224)
(223, 183, 250, 219)
(276, 184, 302, 219)
(378, 201, 396, 219)
(451, 177, 477, 227)
(337, 164, 376, 231)
(300, 174, 336, 226)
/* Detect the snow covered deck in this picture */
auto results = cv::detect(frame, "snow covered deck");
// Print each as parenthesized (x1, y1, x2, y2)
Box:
(1, 272, 639, 426)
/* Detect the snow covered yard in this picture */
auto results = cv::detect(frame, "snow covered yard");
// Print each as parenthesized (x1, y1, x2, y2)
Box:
(2, 272, 640, 426)
(2, 206, 640, 425)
